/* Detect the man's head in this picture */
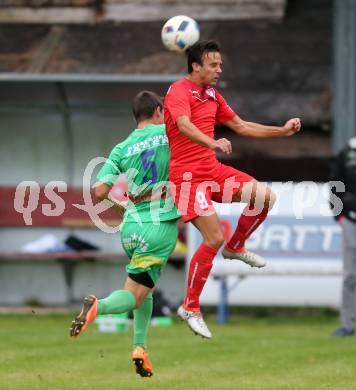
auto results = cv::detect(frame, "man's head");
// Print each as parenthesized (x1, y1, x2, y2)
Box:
(132, 91, 164, 125)
(186, 40, 222, 86)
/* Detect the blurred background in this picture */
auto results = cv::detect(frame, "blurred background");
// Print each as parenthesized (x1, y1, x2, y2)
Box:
(0, 0, 355, 314)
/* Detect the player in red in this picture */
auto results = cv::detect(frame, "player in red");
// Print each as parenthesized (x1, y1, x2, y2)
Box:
(164, 40, 301, 338)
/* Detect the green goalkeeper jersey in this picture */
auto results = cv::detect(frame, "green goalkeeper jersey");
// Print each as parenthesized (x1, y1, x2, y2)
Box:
(97, 124, 180, 224)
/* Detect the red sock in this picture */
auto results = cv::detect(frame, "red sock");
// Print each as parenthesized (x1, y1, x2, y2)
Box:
(227, 206, 269, 251)
(184, 243, 217, 312)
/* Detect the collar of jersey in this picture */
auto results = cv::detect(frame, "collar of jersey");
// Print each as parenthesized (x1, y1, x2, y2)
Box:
(134, 124, 161, 132)
(184, 77, 211, 90)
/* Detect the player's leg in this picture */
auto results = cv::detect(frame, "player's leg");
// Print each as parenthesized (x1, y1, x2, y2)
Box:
(178, 212, 224, 339)
(129, 220, 178, 377)
(121, 222, 156, 378)
(184, 213, 224, 311)
(210, 162, 274, 267)
(126, 275, 154, 378)
(69, 276, 151, 338)
(222, 180, 276, 267)
(132, 292, 154, 377)
(172, 176, 224, 338)
(70, 275, 155, 376)
(230, 180, 276, 247)
(69, 221, 152, 338)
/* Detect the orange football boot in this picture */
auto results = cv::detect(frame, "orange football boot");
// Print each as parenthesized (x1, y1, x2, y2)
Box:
(70, 295, 98, 338)
(132, 346, 153, 377)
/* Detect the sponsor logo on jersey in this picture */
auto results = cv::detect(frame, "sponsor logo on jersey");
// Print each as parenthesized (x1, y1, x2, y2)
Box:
(205, 87, 216, 101)
(189, 87, 217, 102)
(189, 89, 208, 102)
(126, 134, 169, 157)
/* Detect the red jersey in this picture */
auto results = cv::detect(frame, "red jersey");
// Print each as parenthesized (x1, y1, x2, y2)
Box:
(164, 77, 236, 168)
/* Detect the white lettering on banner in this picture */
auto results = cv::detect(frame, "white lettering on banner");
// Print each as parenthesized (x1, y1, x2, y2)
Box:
(293, 225, 319, 251)
(244, 222, 341, 255)
(320, 225, 340, 251)
(262, 225, 290, 251)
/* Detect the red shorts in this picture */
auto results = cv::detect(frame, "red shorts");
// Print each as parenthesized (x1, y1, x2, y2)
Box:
(170, 160, 253, 222)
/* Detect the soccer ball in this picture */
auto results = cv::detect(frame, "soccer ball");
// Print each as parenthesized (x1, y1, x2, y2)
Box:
(161, 15, 200, 53)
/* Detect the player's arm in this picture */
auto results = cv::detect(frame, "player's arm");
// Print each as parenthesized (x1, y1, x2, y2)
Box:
(95, 182, 112, 201)
(95, 182, 125, 218)
(166, 85, 231, 154)
(224, 114, 301, 138)
(96, 149, 126, 218)
(176, 115, 232, 154)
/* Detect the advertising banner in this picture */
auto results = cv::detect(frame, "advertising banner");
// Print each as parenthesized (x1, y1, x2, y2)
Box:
(187, 183, 343, 306)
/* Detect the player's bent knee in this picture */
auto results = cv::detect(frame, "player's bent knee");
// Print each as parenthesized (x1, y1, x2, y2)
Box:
(134, 297, 144, 309)
(205, 233, 225, 250)
(133, 291, 151, 309)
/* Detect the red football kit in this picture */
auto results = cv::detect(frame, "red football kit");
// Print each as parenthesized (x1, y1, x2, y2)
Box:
(165, 77, 270, 313)
(164, 77, 253, 222)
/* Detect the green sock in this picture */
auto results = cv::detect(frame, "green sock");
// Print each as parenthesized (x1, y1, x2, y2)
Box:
(97, 290, 136, 315)
(133, 293, 153, 351)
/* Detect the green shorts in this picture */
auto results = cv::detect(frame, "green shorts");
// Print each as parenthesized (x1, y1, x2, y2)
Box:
(120, 219, 178, 285)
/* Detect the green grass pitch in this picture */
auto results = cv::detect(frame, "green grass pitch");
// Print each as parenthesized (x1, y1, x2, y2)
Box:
(1, 313, 356, 389)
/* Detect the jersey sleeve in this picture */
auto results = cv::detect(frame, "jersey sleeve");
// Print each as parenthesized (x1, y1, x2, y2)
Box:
(215, 92, 236, 124)
(96, 147, 121, 186)
(164, 84, 191, 122)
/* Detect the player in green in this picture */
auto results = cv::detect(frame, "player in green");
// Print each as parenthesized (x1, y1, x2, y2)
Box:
(69, 91, 180, 378)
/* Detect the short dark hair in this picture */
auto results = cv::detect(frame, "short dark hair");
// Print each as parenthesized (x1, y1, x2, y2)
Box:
(186, 40, 221, 73)
(132, 91, 163, 123)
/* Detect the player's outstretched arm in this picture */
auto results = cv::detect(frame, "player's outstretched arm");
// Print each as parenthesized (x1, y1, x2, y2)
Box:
(224, 115, 301, 138)
(176, 115, 232, 154)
